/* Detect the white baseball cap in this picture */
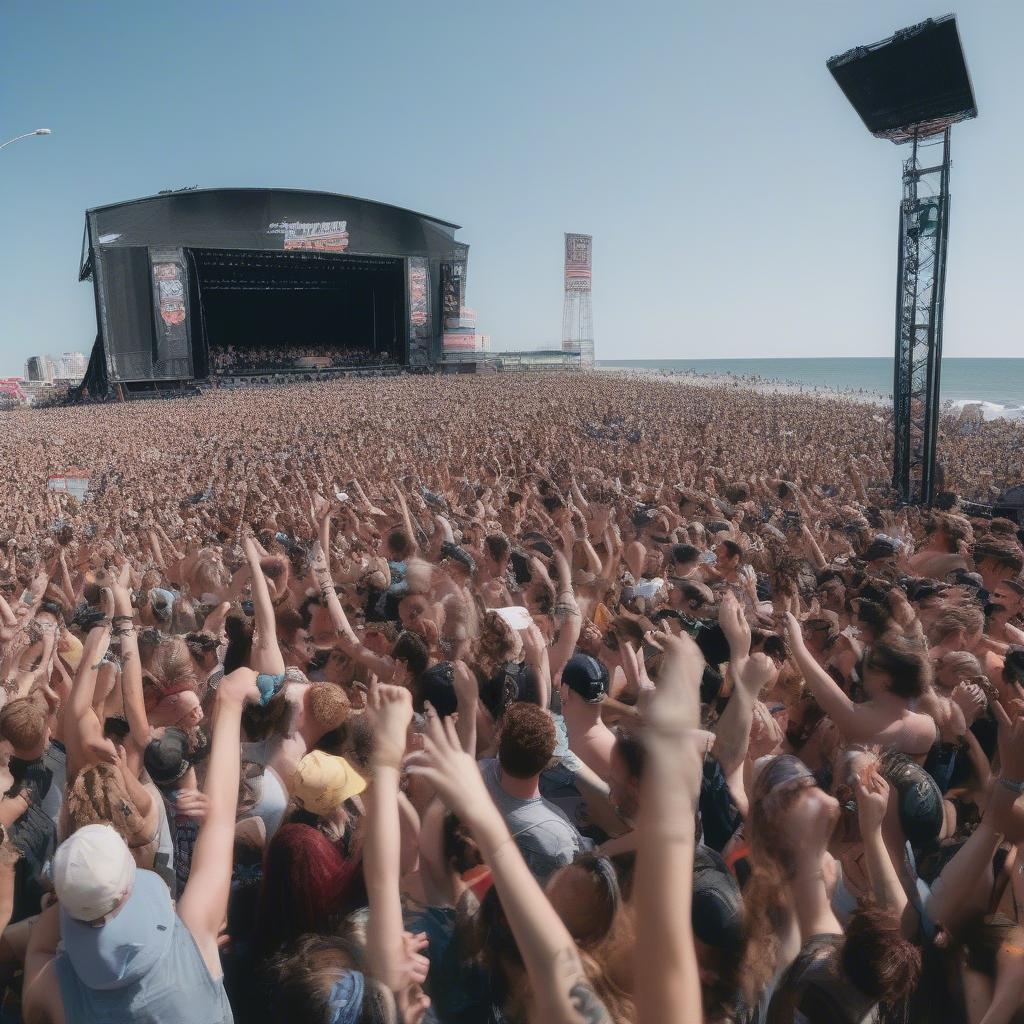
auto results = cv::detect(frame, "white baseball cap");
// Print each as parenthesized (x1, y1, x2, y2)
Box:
(53, 825, 136, 923)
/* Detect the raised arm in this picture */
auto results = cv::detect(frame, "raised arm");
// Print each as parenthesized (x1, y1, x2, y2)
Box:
(784, 612, 866, 740)
(241, 532, 285, 676)
(799, 524, 827, 571)
(713, 592, 773, 779)
(65, 606, 118, 776)
(855, 770, 909, 922)
(520, 621, 552, 711)
(451, 659, 478, 755)
(549, 551, 582, 683)
(989, 702, 1024, 842)
(363, 683, 423, 994)
(392, 481, 420, 555)
(635, 632, 704, 1024)
(111, 564, 148, 748)
(408, 711, 611, 1024)
(177, 667, 258, 975)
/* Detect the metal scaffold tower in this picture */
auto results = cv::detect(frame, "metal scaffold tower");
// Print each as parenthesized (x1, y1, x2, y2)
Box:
(893, 130, 951, 505)
(828, 15, 976, 504)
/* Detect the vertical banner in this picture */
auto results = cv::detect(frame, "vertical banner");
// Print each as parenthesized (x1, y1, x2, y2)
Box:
(149, 247, 192, 379)
(440, 261, 465, 326)
(564, 233, 593, 287)
(561, 233, 594, 366)
(407, 257, 431, 364)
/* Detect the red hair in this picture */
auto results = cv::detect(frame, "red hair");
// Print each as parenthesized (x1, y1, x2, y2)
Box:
(255, 823, 360, 957)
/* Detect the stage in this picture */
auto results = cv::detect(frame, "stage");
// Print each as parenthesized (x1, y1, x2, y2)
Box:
(78, 187, 469, 396)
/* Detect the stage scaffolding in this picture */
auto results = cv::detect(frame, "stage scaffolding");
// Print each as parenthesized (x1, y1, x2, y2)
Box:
(828, 15, 977, 505)
(893, 130, 951, 505)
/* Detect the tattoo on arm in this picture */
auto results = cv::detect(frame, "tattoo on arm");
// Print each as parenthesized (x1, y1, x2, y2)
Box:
(569, 982, 612, 1024)
(553, 948, 611, 1024)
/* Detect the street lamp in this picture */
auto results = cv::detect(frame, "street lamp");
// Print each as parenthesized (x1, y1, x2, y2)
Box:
(0, 128, 52, 151)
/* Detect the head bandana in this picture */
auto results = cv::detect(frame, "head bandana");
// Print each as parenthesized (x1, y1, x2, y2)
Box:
(255, 672, 286, 706)
(328, 970, 365, 1024)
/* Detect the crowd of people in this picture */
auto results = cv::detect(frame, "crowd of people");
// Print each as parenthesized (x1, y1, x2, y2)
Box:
(0, 371, 1023, 1023)
(211, 345, 394, 373)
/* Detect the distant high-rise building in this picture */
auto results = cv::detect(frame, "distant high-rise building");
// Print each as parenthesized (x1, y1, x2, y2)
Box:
(561, 233, 594, 367)
(24, 355, 56, 383)
(57, 352, 87, 382)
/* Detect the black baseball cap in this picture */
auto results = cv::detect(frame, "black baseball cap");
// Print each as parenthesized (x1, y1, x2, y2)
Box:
(671, 544, 700, 567)
(143, 727, 192, 789)
(863, 536, 899, 562)
(1004, 645, 1024, 683)
(948, 568, 984, 590)
(440, 541, 476, 575)
(879, 751, 943, 850)
(561, 653, 609, 704)
(692, 847, 743, 952)
(418, 662, 458, 717)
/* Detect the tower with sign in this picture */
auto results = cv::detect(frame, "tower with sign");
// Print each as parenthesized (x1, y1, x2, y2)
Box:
(561, 233, 593, 367)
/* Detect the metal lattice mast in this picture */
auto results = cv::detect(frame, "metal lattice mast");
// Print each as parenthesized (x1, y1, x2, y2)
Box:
(893, 129, 951, 504)
(827, 16, 975, 506)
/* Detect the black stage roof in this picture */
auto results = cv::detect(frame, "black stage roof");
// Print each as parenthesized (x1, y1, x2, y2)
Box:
(79, 187, 469, 390)
(81, 187, 464, 281)
(828, 15, 976, 142)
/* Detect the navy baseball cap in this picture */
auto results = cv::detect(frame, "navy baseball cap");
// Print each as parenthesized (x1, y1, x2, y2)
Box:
(692, 846, 743, 952)
(561, 654, 609, 704)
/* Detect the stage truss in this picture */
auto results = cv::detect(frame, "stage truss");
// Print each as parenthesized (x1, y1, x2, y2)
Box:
(892, 129, 951, 505)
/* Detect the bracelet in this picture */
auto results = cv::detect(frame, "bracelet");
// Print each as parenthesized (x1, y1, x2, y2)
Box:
(997, 776, 1024, 795)
(484, 834, 520, 861)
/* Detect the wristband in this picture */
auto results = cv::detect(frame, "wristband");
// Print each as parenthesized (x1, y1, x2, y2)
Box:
(998, 777, 1024, 795)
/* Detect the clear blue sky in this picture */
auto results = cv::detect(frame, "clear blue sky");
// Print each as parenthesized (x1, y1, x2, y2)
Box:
(2, 1, 1022, 373)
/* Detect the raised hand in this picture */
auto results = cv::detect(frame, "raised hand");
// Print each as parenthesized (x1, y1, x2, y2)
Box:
(365, 681, 414, 770)
(218, 666, 260, 708)
(621, 641, 655, 696)
(855, 766, 890, 835)
(406, 704, 495, 826)
(951, 681, 986, 728)
(175, 789, 212, 822)
(399, 931, 430, 987)
(734, 651, 775, 700)
(783, 611, 805, 652)
(645, 631, 703, 750)
(994, 700, 1024, 780)
(719, 590, 751, 661)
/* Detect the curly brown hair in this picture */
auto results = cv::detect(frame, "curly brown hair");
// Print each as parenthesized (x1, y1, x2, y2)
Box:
(498, 702, 555, 779)
(474, 610, 518, 679)
(66, 763, 147, 847)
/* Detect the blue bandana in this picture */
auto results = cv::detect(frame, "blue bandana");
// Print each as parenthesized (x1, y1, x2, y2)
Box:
(328, 970, 365, 1024)
(256, 672, 286, 706)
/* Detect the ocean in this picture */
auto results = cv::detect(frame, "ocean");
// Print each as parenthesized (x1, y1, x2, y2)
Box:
(597, 357, 1024, 418)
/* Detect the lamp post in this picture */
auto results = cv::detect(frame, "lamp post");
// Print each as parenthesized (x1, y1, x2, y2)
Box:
(0, 128, 52, 151)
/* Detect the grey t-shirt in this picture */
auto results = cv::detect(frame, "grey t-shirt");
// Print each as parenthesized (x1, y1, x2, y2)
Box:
(479, 758, 592, 882)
